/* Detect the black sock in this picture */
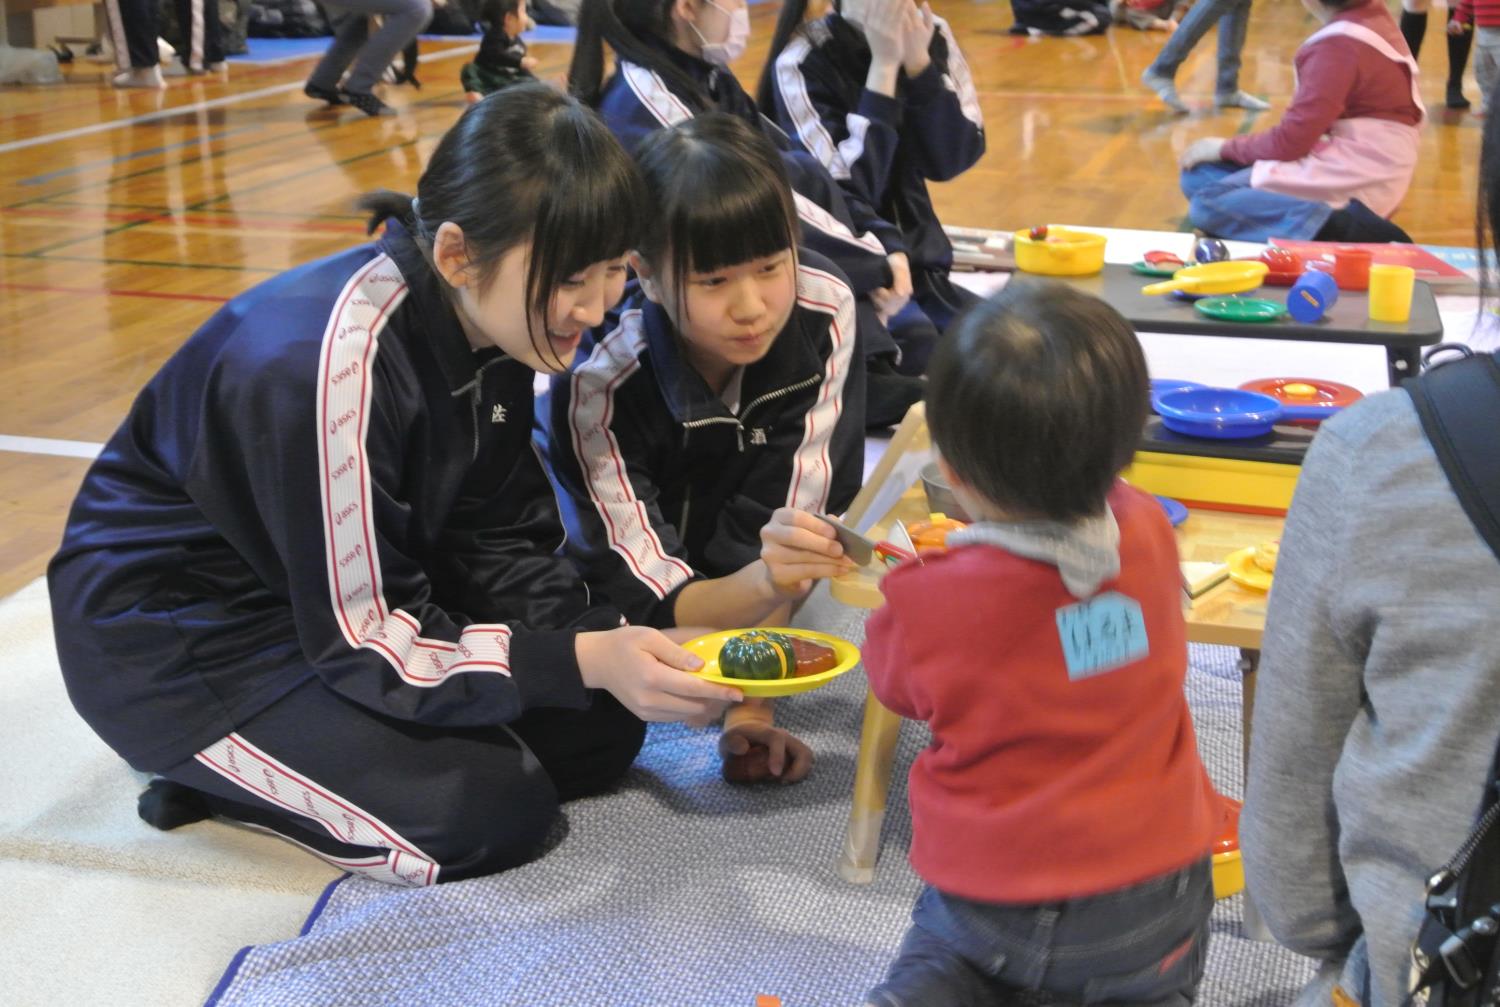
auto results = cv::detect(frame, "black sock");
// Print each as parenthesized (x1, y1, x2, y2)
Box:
(1313, 199, 1414, 244)
(137, 778, 213, 831)
(1400, 9, 1427, 61)
(1447, 10, 1473, 88)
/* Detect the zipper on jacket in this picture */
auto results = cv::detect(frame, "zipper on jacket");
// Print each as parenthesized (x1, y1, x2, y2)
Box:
(741, 374, 820, 422)
(677, 374, 821, 453)
(452, 357, 509, 462)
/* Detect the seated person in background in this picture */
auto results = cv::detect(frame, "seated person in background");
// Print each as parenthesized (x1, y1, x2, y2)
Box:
(760, 0, 987, 376)
(1242, 105, 1500, 1007)
(1177, 0, 1421, 243)
(1008, 0, 1111, 35)
(1112, 0, 1194, 31)
(861, 281, 1219, 1007)
(462, 0, 540, 102)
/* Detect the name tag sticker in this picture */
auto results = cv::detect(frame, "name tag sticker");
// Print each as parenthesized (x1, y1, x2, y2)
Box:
(1055, 592, 1150, 680)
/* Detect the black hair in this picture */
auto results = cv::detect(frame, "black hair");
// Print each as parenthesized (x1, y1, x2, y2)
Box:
(482, 0, 522, 22)
(926, 281, 1150, 523)
(1478, 92, 1500, 309)
(1317, 0, 1364, 9)
(632, 113, 800, 319)
(569, 0, 709, 109)
(357, 83, 645, 370)
(756, 0, 814, 111)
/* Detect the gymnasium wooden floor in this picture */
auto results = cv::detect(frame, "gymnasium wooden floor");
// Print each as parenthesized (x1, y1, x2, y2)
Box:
(0, 1, 1485, 598)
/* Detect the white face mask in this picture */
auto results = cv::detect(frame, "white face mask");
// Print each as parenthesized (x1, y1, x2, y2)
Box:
(691, 0, 749, 66)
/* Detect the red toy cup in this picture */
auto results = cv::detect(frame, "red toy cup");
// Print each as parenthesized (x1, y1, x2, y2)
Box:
(1332, 247, 1374, 291)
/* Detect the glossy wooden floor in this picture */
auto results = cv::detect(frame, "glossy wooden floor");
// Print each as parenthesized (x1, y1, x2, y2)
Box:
(0, 2, 1485, 597)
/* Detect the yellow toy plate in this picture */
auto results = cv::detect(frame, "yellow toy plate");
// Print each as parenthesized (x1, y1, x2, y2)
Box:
(1225, 547, 1274, 592)
(682, 628, 861, 698)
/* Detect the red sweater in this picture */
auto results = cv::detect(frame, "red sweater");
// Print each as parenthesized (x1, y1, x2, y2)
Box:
(1456, 0, 1500, 28)
(862, 484, 1218, 903)
(1221, 0, 1420, 166)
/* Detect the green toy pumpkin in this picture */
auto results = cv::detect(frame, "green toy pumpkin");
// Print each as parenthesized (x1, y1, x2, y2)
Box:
(717, 631, 797, 681)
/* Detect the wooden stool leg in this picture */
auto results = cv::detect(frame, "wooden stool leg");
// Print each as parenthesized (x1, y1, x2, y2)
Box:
(1237, 647, 1276, 942)
(838, 688, 904, 884)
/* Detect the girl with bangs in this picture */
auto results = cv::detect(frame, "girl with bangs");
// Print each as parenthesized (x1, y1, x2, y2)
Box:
(543, 115, 865, 785)
(567, 0, 926, 430)
(48, 85, 742, 886)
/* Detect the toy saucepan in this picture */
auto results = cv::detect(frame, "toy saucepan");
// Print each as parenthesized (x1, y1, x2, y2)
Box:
(1141, 260, 1269, 297)
(1154, 387, 1284, 439)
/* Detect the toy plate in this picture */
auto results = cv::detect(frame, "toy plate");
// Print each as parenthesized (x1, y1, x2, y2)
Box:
(1225, 547, 1274, 592)
(682, 628, 861, 697)
(1194, 297, 1288, 323)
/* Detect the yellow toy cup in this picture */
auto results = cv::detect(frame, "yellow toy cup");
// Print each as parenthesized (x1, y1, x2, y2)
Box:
(1368, 264, 1416, 323)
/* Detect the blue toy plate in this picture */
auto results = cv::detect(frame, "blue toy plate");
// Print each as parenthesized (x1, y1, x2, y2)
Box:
(1155, 387, 1284, 440)
(1156, 495, 1189, 527)
(1150, 379, 1206, 413)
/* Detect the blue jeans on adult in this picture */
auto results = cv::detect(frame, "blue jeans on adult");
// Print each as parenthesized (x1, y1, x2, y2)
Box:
(1147, 0, 1253, 94)
(1182, 161, 1334, 241)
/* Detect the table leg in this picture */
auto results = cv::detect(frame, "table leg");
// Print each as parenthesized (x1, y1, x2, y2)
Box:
(838, 689, 904, 884)
(1238, 647, 1275, 942)
(1387, 346, 1421, 387)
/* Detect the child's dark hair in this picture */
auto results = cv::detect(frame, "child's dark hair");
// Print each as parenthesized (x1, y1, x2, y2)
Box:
(569, 0, 708, 109)
(927, 281, 1149, 522)
(357, 83, 644, 369)
(483, 0, 522, 22)
(633, 113, 799, 317)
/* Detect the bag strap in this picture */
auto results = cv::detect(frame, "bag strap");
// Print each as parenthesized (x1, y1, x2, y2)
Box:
(1405, 352, 1500, 566)
(1403, 352, 1500, 1006)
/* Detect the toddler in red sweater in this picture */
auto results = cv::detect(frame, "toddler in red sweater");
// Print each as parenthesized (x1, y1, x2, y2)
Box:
(863, 281, 1219, 1007)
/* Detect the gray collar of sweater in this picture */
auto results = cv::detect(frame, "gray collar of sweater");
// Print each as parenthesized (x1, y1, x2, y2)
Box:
(946, 506, 1120, 599)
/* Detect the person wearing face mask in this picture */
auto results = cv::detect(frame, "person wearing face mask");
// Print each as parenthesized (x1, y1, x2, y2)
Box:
(541, 115, 866, 786)
(568, 0, 928, 431)
(760, 0, 986, 373)
(47, 86, 743, 888)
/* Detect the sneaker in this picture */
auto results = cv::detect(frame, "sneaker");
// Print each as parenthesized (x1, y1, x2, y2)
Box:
(341, 89, 397, 117)
(113, 65, 165, 89)
(1215, 90, 1270, 111)
(1142, 69, 1189, 114)
(304, 82, 346, 105)
(1448, 84, 1472, 110)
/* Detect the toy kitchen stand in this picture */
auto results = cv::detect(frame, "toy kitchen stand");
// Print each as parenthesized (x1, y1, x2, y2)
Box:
(1058, 262, 1444, 388)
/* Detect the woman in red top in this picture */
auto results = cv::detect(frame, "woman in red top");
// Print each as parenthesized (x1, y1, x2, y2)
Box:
(1177, 0, 1423, 243)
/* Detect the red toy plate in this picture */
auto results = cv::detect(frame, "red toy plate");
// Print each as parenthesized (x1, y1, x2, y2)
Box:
(1238, 377, 1363, 424)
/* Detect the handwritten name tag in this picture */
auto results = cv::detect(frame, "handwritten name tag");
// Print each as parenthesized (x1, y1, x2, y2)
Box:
(1055, 592, 1150, 680)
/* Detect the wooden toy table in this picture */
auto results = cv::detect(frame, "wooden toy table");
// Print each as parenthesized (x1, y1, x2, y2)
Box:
(831, 404, 1279, 884)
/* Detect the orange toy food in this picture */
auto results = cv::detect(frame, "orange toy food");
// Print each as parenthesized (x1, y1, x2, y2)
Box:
(789, 636, 838, 677)
(907, 515, 968, 554)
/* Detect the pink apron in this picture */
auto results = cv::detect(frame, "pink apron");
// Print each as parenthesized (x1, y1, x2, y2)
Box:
(1250, 20, 1425, 217)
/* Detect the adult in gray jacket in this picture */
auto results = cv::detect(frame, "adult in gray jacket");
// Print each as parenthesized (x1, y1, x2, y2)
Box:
(1243, 108, 1500, 1006)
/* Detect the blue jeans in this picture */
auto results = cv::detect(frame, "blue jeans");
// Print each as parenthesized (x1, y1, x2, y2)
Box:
(1181, 161, 1334, 242)
(1146, 0, 1253, 95)
(868, 859, 1215, 1007)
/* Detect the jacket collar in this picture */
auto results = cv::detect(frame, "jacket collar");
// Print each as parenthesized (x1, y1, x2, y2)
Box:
(629, 285, 824, 426)
(378, 219, 508, 396)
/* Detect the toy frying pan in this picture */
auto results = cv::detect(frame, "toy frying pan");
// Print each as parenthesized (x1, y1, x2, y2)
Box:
(1154, 387, 1284, 439)
(1237, 377, 1363, 422)
(1141, 261, 1269, 297)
